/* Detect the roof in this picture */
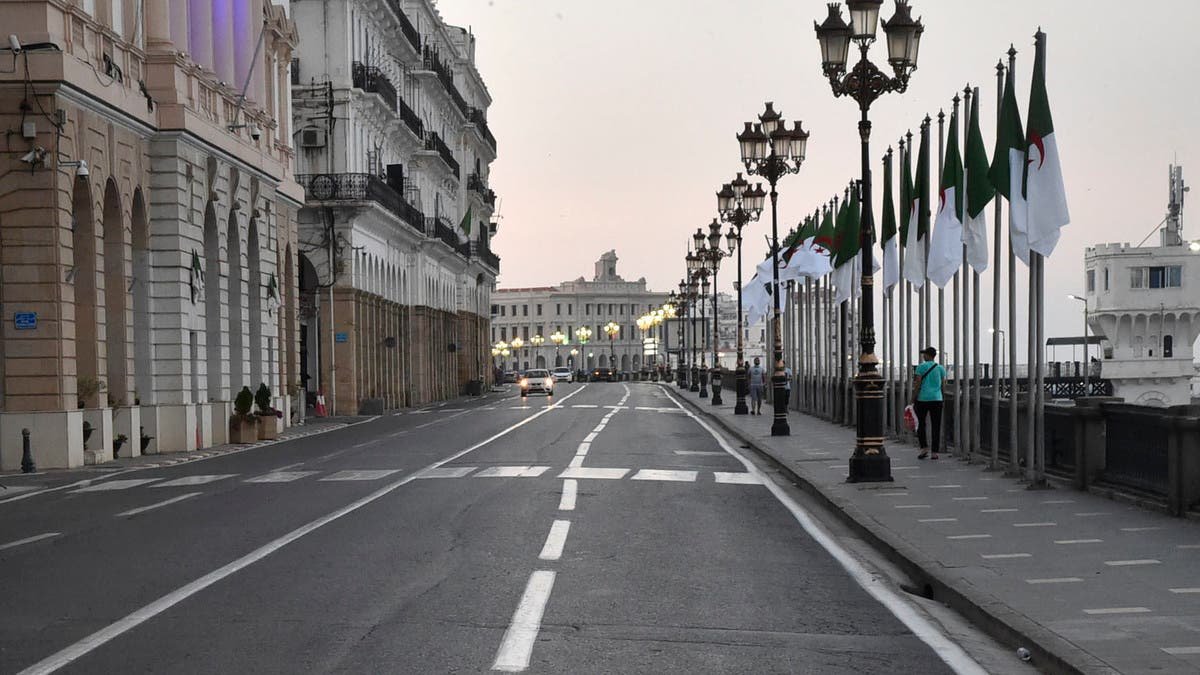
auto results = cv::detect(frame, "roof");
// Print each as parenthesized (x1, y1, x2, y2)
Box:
(1046, 336, 1107, 347)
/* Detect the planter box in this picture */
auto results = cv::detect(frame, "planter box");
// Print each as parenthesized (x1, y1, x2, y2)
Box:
(229, 416, 259, 444)
(257, 415, 279, 440)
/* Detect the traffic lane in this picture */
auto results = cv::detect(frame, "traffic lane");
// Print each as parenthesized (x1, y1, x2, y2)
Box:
(0, 390, 577, 673)
(52, 412, 589, 673)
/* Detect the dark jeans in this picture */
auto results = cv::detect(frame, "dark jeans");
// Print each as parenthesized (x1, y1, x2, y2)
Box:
(915, 400, 944, 454)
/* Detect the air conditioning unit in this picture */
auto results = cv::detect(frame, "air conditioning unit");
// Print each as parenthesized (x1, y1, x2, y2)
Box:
(299, 128, 326, 148)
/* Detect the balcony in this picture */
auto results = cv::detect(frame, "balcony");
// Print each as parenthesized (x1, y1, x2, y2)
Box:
(467, 173, 497, 207)
(398, 96, 424, 138)
(424, 132, 460, 175)
(469, 108, 497, 152)
(422, 46, 471, 116)
(351, 62, 397, 113)
(426, 216, 461, 250)
(295, 173, 425, 232)
(384, 0, 422, 52)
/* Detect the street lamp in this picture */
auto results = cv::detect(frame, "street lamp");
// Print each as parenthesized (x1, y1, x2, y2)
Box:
(1068, 294, 1090, 396)
(738, 103, 809, 435)
(688, 275, 701, 392)
(550, 330, 567, 368)
(509, 336, 524, 372)
(575, 326, 592, 374)
(677, 279, 691, 389)
(816, 0, 923, 481)
(696, 219, 735, 405)
(530, 334, 545, 369)
(662, 300, 677, 381)
(569, 347, 579, 373)
(604, 321, 620, 371)
(989, 329, 1007, 382)
(718, 174, 765, 415)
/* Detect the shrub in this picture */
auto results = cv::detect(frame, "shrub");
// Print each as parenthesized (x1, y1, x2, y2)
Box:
(255, 383, 273, 414)
(234, 386, 255, 418)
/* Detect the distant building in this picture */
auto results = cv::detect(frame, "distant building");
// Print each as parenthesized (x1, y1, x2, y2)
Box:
(492, 252, 670, 372)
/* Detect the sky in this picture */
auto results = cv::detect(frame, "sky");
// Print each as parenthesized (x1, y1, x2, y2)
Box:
(436, 0, 1200, 364)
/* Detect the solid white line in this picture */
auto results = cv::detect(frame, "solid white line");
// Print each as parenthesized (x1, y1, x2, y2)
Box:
(1055, 539, 1104, 544)
(947, 534, 992, 540)
(658, 386, 986, 675)
(1104, 559, 1160, 567)
(918, 518, 958, 523)
(0, 532, 61, 551)
(980, 508, 1018, 513)
(538, 520, 571, 561)
(894, 504, 932, 509)
(980, 553, 1031, 559)
(1083, 607, 1152, 615)
(1169, 588, 1200, 594)
(558, 480, 577, 511)
(115, 493, 202, 517)
(18, 385, 589, 675)
(1162, 647, 1200, 655)
(1026, 578, 1082, 584)
(1013, 522, 1057, 528)
(1119, 527, 1162, 532)
(491, 571, 557, 672)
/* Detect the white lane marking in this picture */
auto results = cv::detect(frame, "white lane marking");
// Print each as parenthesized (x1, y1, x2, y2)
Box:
(952, 497, 989, 501)
(892, 466, 920, 471)
(980, 553, 1032, 559)
(1026, 578, 1083, 584)
(928, 484, 962, 489)
(947, 534, 992, 540)
(1083, 607, 1152, 615)
(319, 470, 402, 482)
(894, 505, 932, 509)
(1104, 559, 1161, 567)
(1055, 539, 1104, 545)
(1162, 647, 1200, 656)
(583, 432, 598, 443)
(153, 475, 237, 488)
(1074, 512, 1109, 517)
(876, 492, 910, 497)
(414, 466, 476, 479)
(675, 450, 727, 456)
(20, 386, 590, 675)
(0, 532, 61, 551)
(981, 508, 1019, 513)
(574, 442, 591, 455)
(571, 404, 598, 408)
(475, 466, 550, 478)
(272, 461, 307, 472)
(658, 386, 987, 675)
(1120, 527, 1163, 532)
(491, 570, 556, 672)
(115, 493, 203, 517)
(1169, 588, 1200, 594)
(1013, 522, 1057, 528)
(1041, 499, 1074, 504)
(631, 469, 697, 483)
(72, 478, 161, 493)
(713, 472, 763, 485)
(919, 518, 958, 523)
(557, 467, 628, 480)
(537, 520, 571, 561)
(567, 455, 585, 469)
(558, 480, 577, 511)
(1179, 544, 1200, 549)
(244, 471, 320, 483)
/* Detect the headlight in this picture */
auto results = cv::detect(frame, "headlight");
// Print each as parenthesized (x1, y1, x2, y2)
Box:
(519, 378, 528, 387)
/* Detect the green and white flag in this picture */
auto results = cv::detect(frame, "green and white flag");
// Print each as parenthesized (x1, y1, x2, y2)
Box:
(964, 89, 995, 272)
(989, 60, 1028, 264)
(833, 187, 860, 304)
(459, 205, 474, 238)
(927, 106, 964, 288)
(881, 151, 899, 291)
(1024, 31, 1070, 257)
(903, 124, 929, 288)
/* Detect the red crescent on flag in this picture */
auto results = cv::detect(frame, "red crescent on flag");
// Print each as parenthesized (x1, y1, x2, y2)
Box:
(938, 189, 946, 211)
(1030, 132, 1046, 170)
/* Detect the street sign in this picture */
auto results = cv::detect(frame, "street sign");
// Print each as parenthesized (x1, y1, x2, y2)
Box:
(335, 332, 349, 343)
(13, 312, 36, 330)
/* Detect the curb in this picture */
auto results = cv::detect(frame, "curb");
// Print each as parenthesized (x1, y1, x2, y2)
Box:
(664, 384, 1119, 675)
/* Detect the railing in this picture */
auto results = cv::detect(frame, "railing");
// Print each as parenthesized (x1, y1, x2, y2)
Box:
(424, 132, 460, 175)
(351, 62, 398, 113)
(466, 173, 496, 206)
(422, 46, 471, 116)
(384, 0, 422, 52)
(469, 107, 498, 151)
(295, 173, 424, 231)
(1103, 404, 1170, 497)
(481, 248, 501, 270)
(398, 96, 424, 138)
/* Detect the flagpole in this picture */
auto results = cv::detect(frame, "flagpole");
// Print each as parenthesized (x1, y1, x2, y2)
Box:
(952, 93, 965, 459)
(882, 148, 892, 435)
(990, 64, 1004, 471)
(970, 86, 984, 465)
(1006, 46, 1020, 477)
(903, 130, 914, 431)
(963, 86, 976, 463)
(937, 109, 947, 457)
(1026, 249, 1036, 481)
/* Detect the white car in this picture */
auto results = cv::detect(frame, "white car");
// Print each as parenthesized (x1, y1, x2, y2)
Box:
(520, 369, 555, 397)
(551, 367, 573, 383)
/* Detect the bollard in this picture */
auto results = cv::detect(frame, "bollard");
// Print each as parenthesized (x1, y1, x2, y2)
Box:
(21, 428, 36, 473)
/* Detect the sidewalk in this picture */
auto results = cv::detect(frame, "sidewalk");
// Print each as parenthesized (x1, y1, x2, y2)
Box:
(670, 386, 1200, 675)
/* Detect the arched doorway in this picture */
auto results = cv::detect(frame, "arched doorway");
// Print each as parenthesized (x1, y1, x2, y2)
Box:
(246, 217, 263, 389)
(102, 179, 129, 406)
(535, 355, 546, 369)
(131, 189, 152, 405)
(621, 354, 630, 372)
(298, 252, 319, 398)
(227, 208, 244, 395)
(72, 177, 99, 408)
(203, 203, 223, 400)
(554, 354, 563, 368)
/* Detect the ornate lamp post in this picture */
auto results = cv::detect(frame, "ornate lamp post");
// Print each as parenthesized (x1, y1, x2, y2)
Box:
(737, 103, 810, 435)
(718, 174, 765, 414)
(530, 334, 545, 369)
(574, 326, 592, 375)
(603, 321, 620, 372)
(816, 0, 923, 482)
(569, 348, 579, 373)
(550, 330, 567, 368)
(677, 280, 691, 389)
(695, 221, 735, 405)
(662, 300, 677, 381)
(687, 276, 701, 392)
(636, 314, 650, 377)
(510, 336, 525, 372)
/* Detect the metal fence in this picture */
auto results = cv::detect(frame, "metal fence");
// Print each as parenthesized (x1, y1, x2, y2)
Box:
(1102, 404, 1170, 497)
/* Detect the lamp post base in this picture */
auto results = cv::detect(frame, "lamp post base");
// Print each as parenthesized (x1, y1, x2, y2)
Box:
(690, 366, 699, 392)
(847, 453, 894, 483)
(699, 368, 709, 399)
(711, 368, 723, 405)
(733, 363, 749, 415)
(770, 374, 790, 436)
(847, 369, 892, 482)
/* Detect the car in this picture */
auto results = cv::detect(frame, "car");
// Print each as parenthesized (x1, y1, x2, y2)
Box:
(519, 369, 554, 397)
(551, 367, 573, 383)
(590, 367, 615, 382)
(503, 371, 520, 384)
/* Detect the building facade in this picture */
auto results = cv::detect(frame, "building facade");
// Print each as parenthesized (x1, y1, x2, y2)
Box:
(0, 0, 301, 469)
(290, 0, 500, 415)
(492, 252, 669, 373)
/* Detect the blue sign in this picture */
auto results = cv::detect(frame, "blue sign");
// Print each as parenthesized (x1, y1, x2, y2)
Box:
(14, 312, 36, 330)
(335, 332, 349, 343)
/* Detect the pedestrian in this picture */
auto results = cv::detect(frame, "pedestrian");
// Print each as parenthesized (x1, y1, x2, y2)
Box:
(912, 346, 946, 460)
(748, 357, 765, 415)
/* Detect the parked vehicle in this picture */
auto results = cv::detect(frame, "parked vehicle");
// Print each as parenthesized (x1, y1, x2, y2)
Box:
(503, 371, 520, 384)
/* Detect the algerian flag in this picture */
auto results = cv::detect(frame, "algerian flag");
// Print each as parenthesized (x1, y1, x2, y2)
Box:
(741, 272, 770, 325)
(881, 151, 900, 291)
(833, 188, 860, 304)
(927, 106, 964, 288)
(989, 60, 1028, 265)
(1024, 31, 1070, 257)
(903, 123, 929, 288)
(964, 89, 995, 273)
(812, 205, 836, 257)
(459, 206, 474, 238)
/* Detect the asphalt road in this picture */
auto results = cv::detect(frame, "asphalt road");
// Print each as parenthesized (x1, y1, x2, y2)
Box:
(0, 383, 972, 674)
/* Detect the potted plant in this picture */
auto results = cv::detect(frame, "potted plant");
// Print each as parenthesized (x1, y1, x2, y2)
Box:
(82, 420, 94, 444)
(229, 386, 258, 444)
(139, 426, 154, 453)
(113, 433, 128, 457)
(254, 383, 279, 440)
(77, 377, 106, 409)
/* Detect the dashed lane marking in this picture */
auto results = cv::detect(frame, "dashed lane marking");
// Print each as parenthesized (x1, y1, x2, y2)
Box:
(981, 553, 1032, 559)
(491, 571, 556, 672)
(981, 508, 1019, 513)
(320, 470, 402, 482)
(675, 450, 727, 456)
(0, 532, 61, 551)
(558, 480, 577, 511)
(415, 467, 476, 479)
(953, 497, 989, 501)
(475, 466, 550, 478)
(947, 534, 992, 540)
(631, 469, 698, 483)
(1119, 527, 1163, 532)
(1013, 522, 1057, 528)
(557, 467, 629, 480)
(894, 504, 932, 509)
(73, 479, 161, 493)
(1104, 559, 1161, 567)
(1169, 588, 1200, 594)
(1074, 512, 1109, 517)
(115, 493, 202, 517)
(1083, 607, 1152, 615)
(919, 518, 957, 523)
(1055, 539, 1104, 545)
(1027, 578, 1083, 584)
(1162, 647, 1200, 656)
(153, 475, 236, 488)
(713, 472, 763, 485)
(244, 471, 320, 483)
(537, 520, 571, 561)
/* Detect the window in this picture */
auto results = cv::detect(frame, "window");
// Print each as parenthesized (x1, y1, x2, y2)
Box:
(492, 327, 497, 342)
(1164, 335, 1174, 358)
(568, 305, 573, 315)
(537, 325, 544, 337)
(537, 304, 543, 316)
(522, 326, 529, 340)
(491, 304, 500, 316)
(585, 304, 591, 315)
(609, 304, 614, 314)
(500, 327, 507, 341)
(619, 305, 624, 315)
(512, 305, 517, 316)
(1132, 265, 1184, 289)
(523, 304, 528, 316)
(1104, 268, 1110, 291)
(556, 303, 561, 315)
(1086, 269, 1095, 292)
(568, 325, 573, 338)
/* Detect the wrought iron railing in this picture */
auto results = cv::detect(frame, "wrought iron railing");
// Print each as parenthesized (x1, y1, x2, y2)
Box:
(467, 173, 498, 208)
(425, 132, 460, 175)
(469, 107, 497, 151)
(1102, 404, 1170, 497)
(295, 173, 424, 231)
(422, 46, 471, 116)
(398, 96, 424, 138)
(426, 216, 459, 249)
(351, 62, 398, 113)
(384, 0, 422, 52)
